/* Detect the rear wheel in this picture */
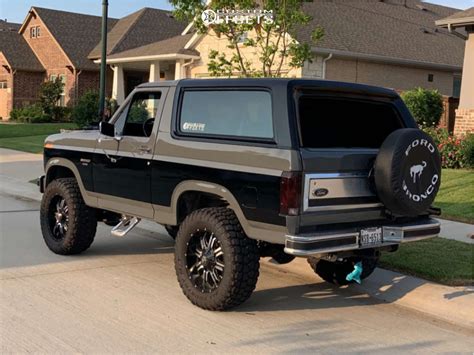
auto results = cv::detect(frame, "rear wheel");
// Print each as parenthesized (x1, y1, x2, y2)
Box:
(308, 255, 379, 285)
(174, 207, 260, 310)
(40, 178, 97, 255)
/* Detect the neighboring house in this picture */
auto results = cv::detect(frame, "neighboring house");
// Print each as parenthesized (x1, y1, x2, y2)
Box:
(88, 8, 192, 103)
(437, 7, 474, 135)
(100, 0, 466, 105)
(0, 7, 118, 119)
(0, 27, 44, 119)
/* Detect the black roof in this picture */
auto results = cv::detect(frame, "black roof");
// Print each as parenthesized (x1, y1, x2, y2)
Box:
(139, 78, 399, 97)
(0, 31, 44, 71)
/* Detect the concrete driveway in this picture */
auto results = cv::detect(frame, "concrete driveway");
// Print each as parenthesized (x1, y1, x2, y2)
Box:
(1, 193, 474, 353)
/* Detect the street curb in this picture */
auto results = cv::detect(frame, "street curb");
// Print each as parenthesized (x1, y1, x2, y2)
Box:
(1, 174, 473, 330)
(353, 268, 474, 329)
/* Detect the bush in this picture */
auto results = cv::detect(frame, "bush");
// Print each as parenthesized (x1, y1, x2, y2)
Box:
(402, 88, 444, 128)
(71, 91, 99, 128)
(9, 104, 51, 123)
(423, 127, 473, 169)
(39, 78, 64, 120)
(461, 133, 474, 168)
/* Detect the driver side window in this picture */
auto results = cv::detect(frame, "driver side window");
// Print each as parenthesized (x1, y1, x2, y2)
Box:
(115, 91, 161, 137)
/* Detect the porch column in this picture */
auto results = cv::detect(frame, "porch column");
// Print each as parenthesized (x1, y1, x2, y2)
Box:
(175, 59, 184, 80)
(112, 64, 125, 104)
(149, 61, 161, 82)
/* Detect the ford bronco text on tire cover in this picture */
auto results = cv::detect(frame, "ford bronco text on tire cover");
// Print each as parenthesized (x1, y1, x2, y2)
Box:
(39, 79, 442, 310)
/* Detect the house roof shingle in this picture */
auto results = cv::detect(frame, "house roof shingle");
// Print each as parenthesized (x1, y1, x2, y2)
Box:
(0, 20, 21, 32)
(436, 7, 474, 28)
(0, 31, 44, 71)
(89, 8, 188, 59)
(30, 7, 118, 70)
(296, 0, 465, 69)
(106, 33, 199, 60)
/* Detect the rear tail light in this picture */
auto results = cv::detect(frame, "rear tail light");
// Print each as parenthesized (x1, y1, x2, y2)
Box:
(280, 171, 302, 216)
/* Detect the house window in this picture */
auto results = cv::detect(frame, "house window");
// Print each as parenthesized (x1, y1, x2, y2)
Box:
(30, 26, 41, 38)
(453, 75, 461, 98)
(428, 74, 434, 82)
(49, 74, 67, 106)
(0, 81, 7, 89)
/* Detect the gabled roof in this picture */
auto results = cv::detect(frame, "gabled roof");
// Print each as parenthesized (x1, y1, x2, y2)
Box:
(89, 8, 187, 59)
(22, 7, 118, 70)
(436, 7, 474, 28)
(296, 0, 465, 69)
(0, 20, 21, 32)
(0, 31, 44, 71)
(105, 33, 199, 61)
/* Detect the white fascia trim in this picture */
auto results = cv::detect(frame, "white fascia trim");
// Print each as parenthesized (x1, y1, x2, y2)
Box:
(94, 53, 200, 64)
(182, 21, 194, 35)
(435, 16, 474, 28)
(312, 47, 462, 71)
(184, 33, 202, 49)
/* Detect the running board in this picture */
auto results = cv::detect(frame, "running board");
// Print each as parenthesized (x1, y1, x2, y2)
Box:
(111, 216, 140, 237)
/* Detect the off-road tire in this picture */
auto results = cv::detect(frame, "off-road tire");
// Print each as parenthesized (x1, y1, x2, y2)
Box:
(308, 256, 379, 285)
(40, 178, 97, 255)
(174, 207, 260, 311)
(164, 224, 179, 239)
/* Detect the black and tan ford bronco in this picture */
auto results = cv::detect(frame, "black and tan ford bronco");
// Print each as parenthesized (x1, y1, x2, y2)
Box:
(39, 79, 442, 310)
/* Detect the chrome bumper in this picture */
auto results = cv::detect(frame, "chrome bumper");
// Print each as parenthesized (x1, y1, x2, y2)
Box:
(284, 218, 440, 257)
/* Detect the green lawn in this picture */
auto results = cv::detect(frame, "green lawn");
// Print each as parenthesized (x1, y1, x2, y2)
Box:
(0, 123, 77, 154)
(434, 169, 474, 224)
(380, 238, 474, 286)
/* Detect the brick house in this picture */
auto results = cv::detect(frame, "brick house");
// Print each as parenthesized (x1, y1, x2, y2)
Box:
(0, 7, 118, 120)
(0, 23, 44, 119)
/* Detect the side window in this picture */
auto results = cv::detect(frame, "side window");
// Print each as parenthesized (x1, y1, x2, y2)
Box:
(179, 90, 273, 140)
(115, 91, 161, 137)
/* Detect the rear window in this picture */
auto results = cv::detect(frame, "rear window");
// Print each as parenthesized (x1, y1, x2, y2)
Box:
(297, 96, 404, 148)
(179, 90, 273, 140)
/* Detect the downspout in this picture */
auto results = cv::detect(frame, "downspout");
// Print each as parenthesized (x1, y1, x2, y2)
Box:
(181, 58, 196, 79)
(74, 69, 82, 104)
(322, 53, 332, 79)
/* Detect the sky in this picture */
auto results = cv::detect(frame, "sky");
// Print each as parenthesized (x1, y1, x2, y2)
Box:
(0, 0, 472, 24)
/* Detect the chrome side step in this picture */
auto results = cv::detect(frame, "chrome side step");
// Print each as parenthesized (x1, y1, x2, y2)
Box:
(111, 216, 140, 237)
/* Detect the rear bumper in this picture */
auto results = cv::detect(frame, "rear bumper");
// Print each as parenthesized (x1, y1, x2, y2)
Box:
(284, 218, 440, 257)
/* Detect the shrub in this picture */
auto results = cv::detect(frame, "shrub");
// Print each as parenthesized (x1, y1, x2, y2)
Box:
(461, 133, 474, 168)
(423, 127, 471, 169)
(39, 78, 64, 120)
(72, 91, 99, 128)
(402, 88, 444, 128)
(9, 104, 51, 123)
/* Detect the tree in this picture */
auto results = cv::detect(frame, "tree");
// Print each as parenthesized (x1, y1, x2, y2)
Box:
(39, 77, 64, 119)
(170, 0, 324, 77)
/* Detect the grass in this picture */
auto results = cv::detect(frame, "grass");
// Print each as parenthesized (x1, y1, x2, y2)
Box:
(434, 169, 474, 224)
(0, 123, 77, 154)
(380, 237, 474, 286)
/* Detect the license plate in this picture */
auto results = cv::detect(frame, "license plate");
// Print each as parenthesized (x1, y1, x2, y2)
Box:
(360, 227, 383, 246)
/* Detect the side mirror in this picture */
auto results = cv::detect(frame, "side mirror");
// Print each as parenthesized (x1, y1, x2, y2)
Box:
(99, 121, 115, 137)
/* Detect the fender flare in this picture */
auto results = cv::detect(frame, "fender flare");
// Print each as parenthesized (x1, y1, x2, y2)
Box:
(169, 180, 252, 235)
(44, 157, 98, 207)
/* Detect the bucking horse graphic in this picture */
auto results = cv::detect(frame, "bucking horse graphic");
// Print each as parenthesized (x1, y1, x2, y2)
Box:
(410, 161, 427, 183)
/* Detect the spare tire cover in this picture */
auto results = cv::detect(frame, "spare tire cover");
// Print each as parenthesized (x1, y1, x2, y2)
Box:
(374, 128, 441, 216)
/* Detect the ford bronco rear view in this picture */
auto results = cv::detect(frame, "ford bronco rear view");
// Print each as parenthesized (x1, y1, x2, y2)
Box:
(39, 79, 442, 310)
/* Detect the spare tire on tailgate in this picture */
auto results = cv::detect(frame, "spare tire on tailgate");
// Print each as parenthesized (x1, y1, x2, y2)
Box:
(374, 128, 441, 216)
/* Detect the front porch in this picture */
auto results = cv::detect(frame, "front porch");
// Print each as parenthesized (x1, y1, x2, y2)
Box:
(107, 57, 196, 104)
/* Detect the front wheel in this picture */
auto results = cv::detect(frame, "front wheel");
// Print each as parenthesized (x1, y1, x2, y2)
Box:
(174, 207, 260, 310)
(40, 178, 97, 255)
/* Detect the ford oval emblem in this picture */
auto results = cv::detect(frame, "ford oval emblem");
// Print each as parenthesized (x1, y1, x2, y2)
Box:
(314, 188, 329, 197)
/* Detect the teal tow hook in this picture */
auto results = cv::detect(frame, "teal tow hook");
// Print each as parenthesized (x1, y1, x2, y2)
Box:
(346, 261, 363, 284)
